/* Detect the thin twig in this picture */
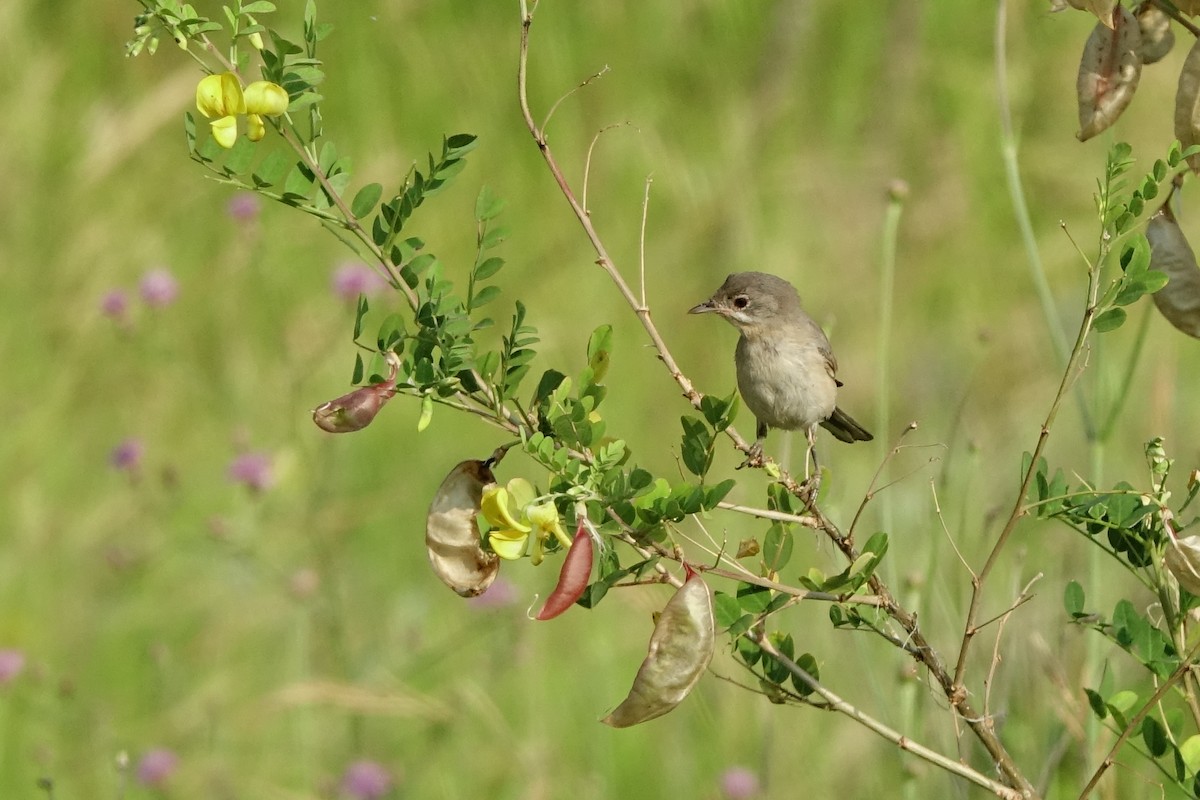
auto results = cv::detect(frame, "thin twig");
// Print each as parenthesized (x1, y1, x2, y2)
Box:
(755, 635, 1024, 800)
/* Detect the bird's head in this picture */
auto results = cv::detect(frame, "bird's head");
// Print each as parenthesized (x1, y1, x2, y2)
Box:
(688, 271, 802, 334)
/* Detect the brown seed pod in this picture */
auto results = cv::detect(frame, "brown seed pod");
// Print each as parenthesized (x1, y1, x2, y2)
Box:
(602, 572, 715, 728)
(1165, 523, 1200, 596)
(1136, 5, 1174, 65)
(1076, 5, 1142, 142)
(1147, 205, 1200, 338)
(425, 460, 500, 597)
(1178, 36, 1200, 173)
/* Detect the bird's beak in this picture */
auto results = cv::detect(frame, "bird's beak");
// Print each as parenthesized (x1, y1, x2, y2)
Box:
(688, 299, 718, 315)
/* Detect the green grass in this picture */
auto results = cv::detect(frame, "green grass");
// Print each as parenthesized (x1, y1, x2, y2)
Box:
(3, 1, 1200, 797)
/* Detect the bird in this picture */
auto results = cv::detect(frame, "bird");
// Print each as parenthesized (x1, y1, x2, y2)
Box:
(689, 271, 871, 472)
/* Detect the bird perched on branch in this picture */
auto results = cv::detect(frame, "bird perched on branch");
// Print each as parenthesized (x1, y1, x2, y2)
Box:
(689, 271, 871, 472)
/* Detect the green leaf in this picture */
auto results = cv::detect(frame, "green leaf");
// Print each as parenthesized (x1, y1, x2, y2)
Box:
(1093, 307, 1127, 333)
(762, 524, 793, 572)
(1142, 717, 1169, 757)
(351, 353, 364, 384)
(791, 653, 819, 697)
(253, 149, 290, 187)
(474, 256, 505, 281)
(445, 133, 478, 157)
(703, 479, 736, 509)
(1064, 580, 1085, 617)
(351, 183, 383, 219)
(241, 1, 277, 13)
(353, 295, 369, 339)
(1084, 688, 1107, 720)
(183, 111, 197, 154)
(713, 592, 742, 629)
(475, 186, 506, 222)
(680, 416, 714, 477)
(586, 325, 613, 382)
(1179, 735, 1200, 773)
(376, 313, 405, 351)
(471, 285, 502, 309)
(1119, 235, 1151, 274)
(736, 582, 772, 614)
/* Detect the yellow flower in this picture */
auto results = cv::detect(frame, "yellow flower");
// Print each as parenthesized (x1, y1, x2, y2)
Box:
(526, 501, 571, 566)
(195, 72, 288, 149)
(480, 480, 570, 564)
(482, 481, 532, 561)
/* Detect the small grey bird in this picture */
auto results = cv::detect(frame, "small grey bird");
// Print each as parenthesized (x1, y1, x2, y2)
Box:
(689, 271, 872, 467)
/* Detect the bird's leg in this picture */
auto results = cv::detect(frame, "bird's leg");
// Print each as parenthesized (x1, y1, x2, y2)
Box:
(802, 426, 822, 499)
(738, 419, 768, 469)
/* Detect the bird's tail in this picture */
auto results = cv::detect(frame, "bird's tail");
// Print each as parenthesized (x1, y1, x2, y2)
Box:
(821, 407, 873, 443)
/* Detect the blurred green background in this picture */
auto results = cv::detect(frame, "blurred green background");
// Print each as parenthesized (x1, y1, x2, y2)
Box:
(2, 1, 1199, 797)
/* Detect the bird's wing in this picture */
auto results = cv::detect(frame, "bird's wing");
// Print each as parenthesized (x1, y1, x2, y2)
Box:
(820, 342, 840, 384)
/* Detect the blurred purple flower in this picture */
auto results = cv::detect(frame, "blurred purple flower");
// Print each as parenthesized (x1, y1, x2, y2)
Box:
(720, 766, 761, 799)
(227, 192, 261, 222)
(467, 577, 518, 610)
(228, 452, 274, 492)
(140, 268, 180, 308)
(332, 262, 388, 302)
(100, 289, 130, 322)
(136, 748, 179, 787)
(109, 438, 144, 472)
(341, 760, 392, 799)
(0, 649, 26, 685)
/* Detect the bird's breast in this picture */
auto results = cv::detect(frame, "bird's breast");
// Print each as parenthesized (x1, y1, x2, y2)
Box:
(734, 334, 837, 431)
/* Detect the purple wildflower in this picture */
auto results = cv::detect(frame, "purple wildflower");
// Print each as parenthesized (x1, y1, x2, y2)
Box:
(341, 760, 393, 799)
(331, 262, 388, 302)
(140, 268, 180, 308)
(109, 438, 145, 472)
(100, 289, 130, 322)
(227, 192, 261, 222)
(720, 766, 761, 799)
(467, 577, 518, 610)
(228, 452, 274, 492)
(136, 748, 179, 787)
(0, 649, 26, 685)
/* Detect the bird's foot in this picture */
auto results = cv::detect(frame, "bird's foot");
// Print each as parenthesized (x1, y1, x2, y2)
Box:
(798, 470, 822, 504)
(737, 442, 766, 470)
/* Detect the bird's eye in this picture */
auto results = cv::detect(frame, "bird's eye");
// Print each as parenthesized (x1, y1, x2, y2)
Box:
(732, 295, 750, 310)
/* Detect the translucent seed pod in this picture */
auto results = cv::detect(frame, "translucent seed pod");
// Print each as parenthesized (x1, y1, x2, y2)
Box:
(602, 572, 715, 728)
(1147, 205, 1200, 338)
(425, 460, 501, 597)
(1136, 5, 1174, 65)
(1076, 5, 1142, 142)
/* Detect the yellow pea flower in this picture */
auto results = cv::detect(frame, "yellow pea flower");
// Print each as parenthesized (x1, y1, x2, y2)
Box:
(194, 72, 288, 149)
(526, 501, 572, 566)
(482, 482, 532, 561)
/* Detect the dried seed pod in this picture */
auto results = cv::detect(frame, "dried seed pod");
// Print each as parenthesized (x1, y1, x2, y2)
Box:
(1147, 205, 1200, 338)
(1076, 5, 1142, 142)
(1166, 534, 1200, 595)
(1136, 5, 1174, 65)
(602, 572, 715, 728)
(425, 460, 500, 597)
(1178, 36, 1200, 172)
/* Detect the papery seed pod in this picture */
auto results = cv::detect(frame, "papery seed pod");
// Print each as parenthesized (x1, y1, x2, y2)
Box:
(1178, 36, 1200, 172)
(1166, 534, 1200, 595)
(602, 572, 715, 728)
(426, 460, 500, 597)
(1147, 205, 1200, 338)
(1076, 5, 1142, 142)
(1136, 5, 1174, 64)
